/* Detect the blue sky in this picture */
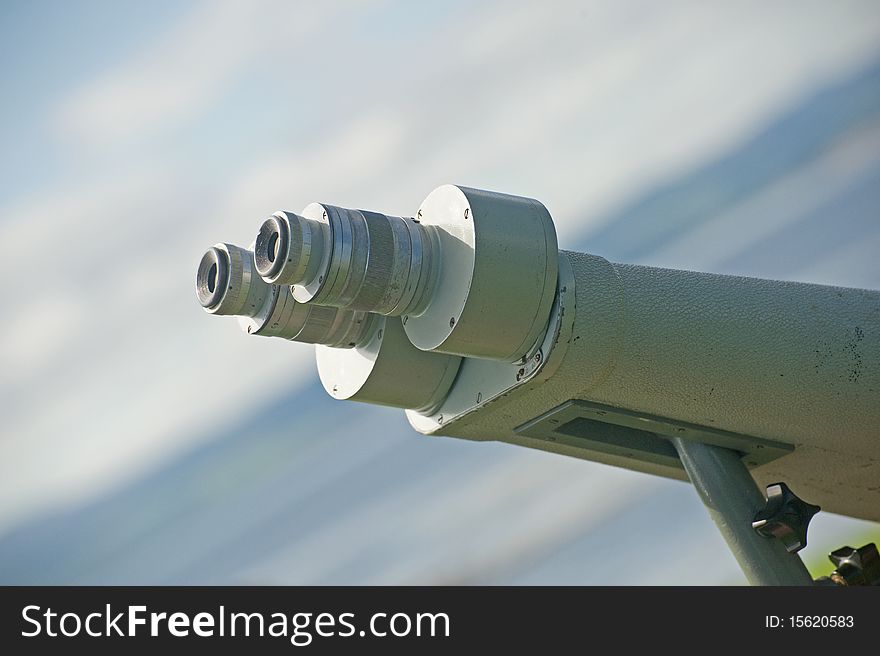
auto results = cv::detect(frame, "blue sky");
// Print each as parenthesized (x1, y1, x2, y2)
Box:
(1, 0, 878, 583)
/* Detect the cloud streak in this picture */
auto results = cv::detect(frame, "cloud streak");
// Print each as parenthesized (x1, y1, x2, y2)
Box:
(2, 0, 879, 542)
(54, 0, 360, 146)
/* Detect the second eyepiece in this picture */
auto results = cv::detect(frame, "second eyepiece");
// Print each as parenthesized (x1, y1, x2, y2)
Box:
(253, 206, 438, 317)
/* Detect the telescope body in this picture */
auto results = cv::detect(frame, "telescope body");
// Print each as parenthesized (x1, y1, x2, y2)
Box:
(435, 251, 880, 522)
(197, 185, 880, 522)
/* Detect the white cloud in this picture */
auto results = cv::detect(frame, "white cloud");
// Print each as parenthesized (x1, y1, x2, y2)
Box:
(54, 0, 360, 146)
(646, 119, 880, 280)
(0, 295, 87, 376)
(223, 110, 412, 218)
(3, 0, 880, 540)
(235, 449, 651, 584)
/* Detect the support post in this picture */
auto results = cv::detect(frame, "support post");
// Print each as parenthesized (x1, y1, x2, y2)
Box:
(670, 437, 814, 586)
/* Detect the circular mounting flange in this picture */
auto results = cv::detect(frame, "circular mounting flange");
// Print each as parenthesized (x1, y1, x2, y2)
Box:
(404, 185, 558, 362)
(316, 316, 462, 413)
(292, 202, 333, 303)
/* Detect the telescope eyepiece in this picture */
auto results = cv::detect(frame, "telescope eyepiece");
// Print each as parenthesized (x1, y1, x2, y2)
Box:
(253, 211, 325, 287)
(196, 241, 373, 348)
(196, 246, 229, 310)
(250, 186, 558, 362)
(255, 204, 437, 317)
(196, 242, 269, 317)
(254, 214, 289, 280)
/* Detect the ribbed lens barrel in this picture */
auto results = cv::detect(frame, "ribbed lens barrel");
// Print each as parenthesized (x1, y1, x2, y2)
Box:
(253, 211, 328, 287)
(258, 288, 375, 347)
(196, 242, 372, 348)
(254, 204, 438, 317)
(196, 243, 270, 316)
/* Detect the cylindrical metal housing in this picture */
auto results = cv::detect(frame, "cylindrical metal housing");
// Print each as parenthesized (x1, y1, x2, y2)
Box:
(253, 211, 329, 288)
(439, 251, 880, 520)
(252, 185, 559, 363)
(316, 317, 462, 413)
(253, 205, 438, 316)
(256, 288, 375, 347)
(404, 185, 559, 362)
(197, 242, 271, 317)
(196, 243, 373, 348)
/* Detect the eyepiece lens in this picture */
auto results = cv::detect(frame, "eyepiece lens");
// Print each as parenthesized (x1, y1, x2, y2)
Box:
(196, 247, 229, 309)
(255, 216, 288, 278)
(268, 230, 279, 263)
(207, 262, 218, 292)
